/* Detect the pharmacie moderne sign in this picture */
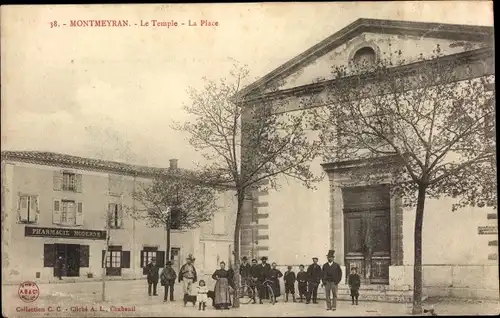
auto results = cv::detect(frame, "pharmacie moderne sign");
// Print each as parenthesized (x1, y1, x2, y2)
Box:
(24, 226, 107, 240)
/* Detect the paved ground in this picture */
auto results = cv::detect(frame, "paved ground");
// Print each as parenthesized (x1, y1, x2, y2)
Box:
(3, 280, 499, 317)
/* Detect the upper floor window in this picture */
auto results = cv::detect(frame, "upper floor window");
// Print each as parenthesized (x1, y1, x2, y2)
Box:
(352, 47, 377, 68)
(108, 203, 123, 229)
(212, 212, 226, 235)
(53, 199, 83, 226)
(53, 170, 82, 193)
(63, 172, 76, 191)
(108, 174, 124, 197)
(18, 195, 39, 224)
(170, 208, 182, 230)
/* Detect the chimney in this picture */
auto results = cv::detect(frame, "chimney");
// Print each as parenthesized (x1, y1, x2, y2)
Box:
(169, 159, 178, 170)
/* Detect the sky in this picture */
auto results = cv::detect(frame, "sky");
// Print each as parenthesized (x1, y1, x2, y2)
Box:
(1, 2, 493, 169)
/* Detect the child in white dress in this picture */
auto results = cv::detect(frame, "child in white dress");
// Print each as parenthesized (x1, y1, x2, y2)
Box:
(196, 280, 208, 311)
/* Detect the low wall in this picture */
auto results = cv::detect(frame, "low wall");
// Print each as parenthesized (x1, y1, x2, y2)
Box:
(269, 264, 499, 301)
(391, 265, 499, 300)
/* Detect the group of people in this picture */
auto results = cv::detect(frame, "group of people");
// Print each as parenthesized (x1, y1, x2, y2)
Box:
(144, 249, 362, 312)
(240, 249, 361, 310)
(143, 253, 235, 310)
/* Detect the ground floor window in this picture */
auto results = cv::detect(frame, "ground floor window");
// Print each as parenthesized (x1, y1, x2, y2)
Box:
(44, 243, 89, 278)
(102, 246, 130, 276)
(141, 247, 165, 274)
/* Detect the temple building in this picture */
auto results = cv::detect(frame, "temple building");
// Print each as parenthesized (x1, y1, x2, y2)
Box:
(1, 151, 237, 283)
(238, 19, 497, 301)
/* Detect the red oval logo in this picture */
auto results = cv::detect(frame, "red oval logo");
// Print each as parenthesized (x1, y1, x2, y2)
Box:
(18, 281, 40, 303)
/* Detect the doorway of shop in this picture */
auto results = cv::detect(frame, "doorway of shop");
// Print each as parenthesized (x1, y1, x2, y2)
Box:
(54, 244, 80, 277)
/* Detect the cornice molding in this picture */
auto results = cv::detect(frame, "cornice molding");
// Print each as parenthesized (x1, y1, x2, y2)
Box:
(241, 47, 494, 105)
(237, 18, 493, 99)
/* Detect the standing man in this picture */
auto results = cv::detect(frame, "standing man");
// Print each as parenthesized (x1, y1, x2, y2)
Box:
(179, 254, 197, 296)
(145, 257, 160, 296)
(249, 258, 259, 304)
(306, 257, 322, 304)
(256, 256, 271, 304)
(322, 250, 343, 311)
(160, 260, 177, 302)
(55, 256, 63, 280)
(240, 257, 252, 290)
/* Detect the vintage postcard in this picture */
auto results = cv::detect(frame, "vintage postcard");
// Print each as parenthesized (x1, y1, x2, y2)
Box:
(1, 2, 498, 317)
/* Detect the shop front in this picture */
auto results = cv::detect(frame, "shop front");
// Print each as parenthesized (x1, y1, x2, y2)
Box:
(25, 226, 107, 279)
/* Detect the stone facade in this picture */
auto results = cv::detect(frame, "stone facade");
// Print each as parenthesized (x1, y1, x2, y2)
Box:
(238, 19, 497, 301)
(1, 151, 237, 284)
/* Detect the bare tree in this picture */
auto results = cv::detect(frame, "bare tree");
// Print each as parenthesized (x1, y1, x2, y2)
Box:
(307, 45, 496, 314)
(173, 60, 322, 307)
(130, 168, 219, 262)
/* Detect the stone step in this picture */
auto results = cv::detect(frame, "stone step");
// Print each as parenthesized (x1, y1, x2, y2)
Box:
(316, 286, 413, 303)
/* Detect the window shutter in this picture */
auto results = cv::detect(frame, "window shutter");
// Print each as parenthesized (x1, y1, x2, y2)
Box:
(117, 204, 123, 228)
(102, 250, 106, 268)
(19, 196, 29, 222)
(76, 202, 83, 225)
(109, 175, 121, 196)
(121, 251, 131, 268)
(79, 245, 90, 267)
(43, 244, 55, 267)
(53, 171, 63, 191)
(140, 250, 145, 268)
(28, 197, 38, 223)
(117, 175, 124, 196)
(213, 213, 226, 235)
(75, 174, 83, 193)
(53, 199, 61, 224)
(108, 203, 114, 228)
(156, 251, 165, 267)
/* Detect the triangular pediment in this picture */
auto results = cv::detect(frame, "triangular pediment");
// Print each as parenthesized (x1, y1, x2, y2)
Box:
(239, 19, 493, 98)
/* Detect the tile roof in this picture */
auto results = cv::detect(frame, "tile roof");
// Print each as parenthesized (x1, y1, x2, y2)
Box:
(1, 150, 183, 178)
(1, 150, 236, 189)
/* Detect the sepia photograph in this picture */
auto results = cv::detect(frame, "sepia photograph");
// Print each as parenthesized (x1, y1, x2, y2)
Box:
(1, 2, 497, 317)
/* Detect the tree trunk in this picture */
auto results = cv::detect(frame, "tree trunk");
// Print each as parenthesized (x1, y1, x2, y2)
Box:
(231, 193, 245, 308)
(166, 224, 171, 263)
(412, 184, 427, 315)
(102, 227, 110, 302)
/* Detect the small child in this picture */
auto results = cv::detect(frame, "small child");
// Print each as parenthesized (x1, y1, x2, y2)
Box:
(348, 266, 361, 305)
(196, 280, 208, 311)
(296, 265, 308, 303)
(283, 265, 296, 303)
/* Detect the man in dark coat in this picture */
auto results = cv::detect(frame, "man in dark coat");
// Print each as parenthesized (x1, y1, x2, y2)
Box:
(55, 256, 63, 280)
(296, 264, 308, 302)
(240, 257, 252, 287)
(249, 258, 259, 304)
(322, 250, 343, 311)
(160, 261, 177, 302)
(145, 257, 160, 296)
(306, 257, 322, 304)
(283, 265, 297, 303)
(256, 256, 271, 304)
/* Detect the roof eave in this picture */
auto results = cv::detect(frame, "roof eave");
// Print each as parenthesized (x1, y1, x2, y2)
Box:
(237, 18, 494, 100)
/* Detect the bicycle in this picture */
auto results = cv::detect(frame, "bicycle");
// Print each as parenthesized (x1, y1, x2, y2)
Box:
(239, 279, 275, 305)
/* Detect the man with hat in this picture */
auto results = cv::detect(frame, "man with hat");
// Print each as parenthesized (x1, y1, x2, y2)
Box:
(322, 249, 342, 311)
(160, 260, 177, 302)
(179, 254, 198, 296)
(239, 257, 252, 297)
(249, 258, 259, 304)
(306, 257, 323, 304)
(256, 256, 271, 304)
(145, 257, 160, 296)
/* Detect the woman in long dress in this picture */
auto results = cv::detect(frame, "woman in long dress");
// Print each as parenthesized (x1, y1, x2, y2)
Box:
(212, 261, 232, 310)
(269, 262, 283, 302)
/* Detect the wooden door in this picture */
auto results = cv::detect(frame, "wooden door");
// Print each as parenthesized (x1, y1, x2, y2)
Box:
(344, 209, 390, 284)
